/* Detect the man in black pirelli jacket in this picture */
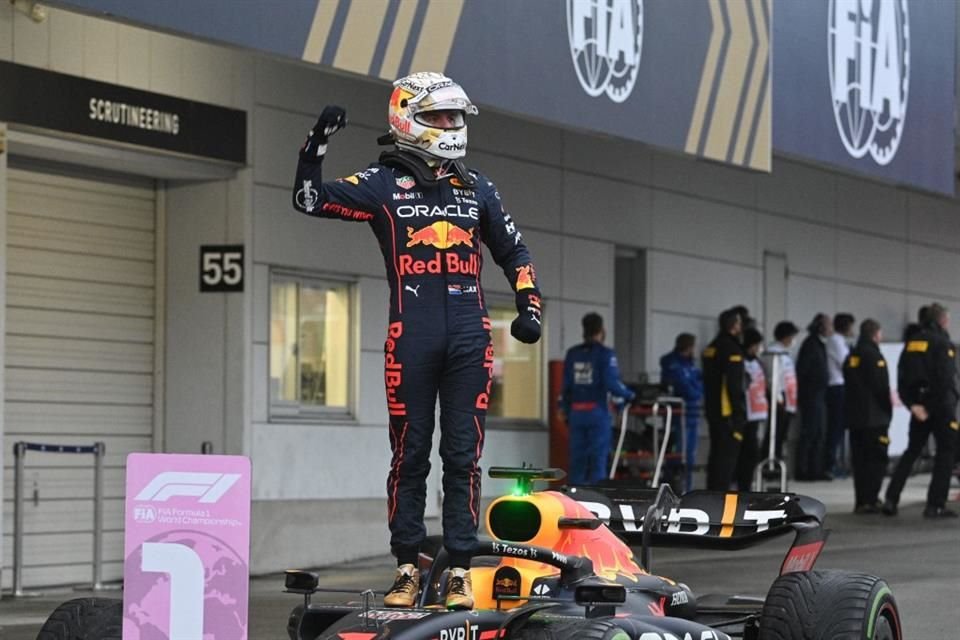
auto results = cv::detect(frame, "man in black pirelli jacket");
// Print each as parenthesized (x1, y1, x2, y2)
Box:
(843, 319, 892, 514)
(702, 308, 746, 491)
(884, 304, 959, 518)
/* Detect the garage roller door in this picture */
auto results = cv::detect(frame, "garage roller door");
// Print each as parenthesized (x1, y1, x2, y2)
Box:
(2, 165, 156, 588)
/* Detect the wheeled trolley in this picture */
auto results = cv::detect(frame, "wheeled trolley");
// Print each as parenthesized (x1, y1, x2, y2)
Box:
(609, 396, 687, 491)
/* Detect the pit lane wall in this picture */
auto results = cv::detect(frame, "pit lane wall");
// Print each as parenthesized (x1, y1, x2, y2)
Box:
(1, 3, 960, 580)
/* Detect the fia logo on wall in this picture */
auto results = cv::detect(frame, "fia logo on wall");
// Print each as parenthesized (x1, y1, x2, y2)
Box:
(828, 0, 909, 166)
(566, 0, 643, 103)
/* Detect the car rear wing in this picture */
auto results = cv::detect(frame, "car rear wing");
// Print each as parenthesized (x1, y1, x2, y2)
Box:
(561, 484, 828, 576)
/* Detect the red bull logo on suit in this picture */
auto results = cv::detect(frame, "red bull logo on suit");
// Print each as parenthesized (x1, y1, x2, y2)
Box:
(399, 253, 480, 276)
(406, 222, 474, 249)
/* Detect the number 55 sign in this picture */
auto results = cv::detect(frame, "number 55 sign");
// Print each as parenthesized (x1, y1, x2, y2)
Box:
(123, 453, 251, 640)
(200, 245, 244, 292)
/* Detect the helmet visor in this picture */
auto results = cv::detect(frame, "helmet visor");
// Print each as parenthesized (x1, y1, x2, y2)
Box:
(410, 84, 478, 116)
(414, 110, 466, 130)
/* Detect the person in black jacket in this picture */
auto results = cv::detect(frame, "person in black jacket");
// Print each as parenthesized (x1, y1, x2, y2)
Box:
(702, 308, 746, 490)
(843, 319, 892, 514)
(795, 313, 832, 481)
(883, 304, 959, 518)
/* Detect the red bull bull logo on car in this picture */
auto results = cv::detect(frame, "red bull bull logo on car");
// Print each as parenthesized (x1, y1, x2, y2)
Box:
(406, 222, 474, 249)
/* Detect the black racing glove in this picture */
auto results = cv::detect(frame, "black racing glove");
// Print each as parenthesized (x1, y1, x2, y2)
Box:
(511, 290, 542, 344)
(300, 105, 348, 160)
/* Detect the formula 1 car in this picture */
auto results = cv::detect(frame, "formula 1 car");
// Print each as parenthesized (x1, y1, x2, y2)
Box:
(36, 467, 901, 640)
(284, 466, 902, 640)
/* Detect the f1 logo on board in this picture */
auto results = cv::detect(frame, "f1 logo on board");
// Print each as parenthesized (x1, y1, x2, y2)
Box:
(828, 0, 909, 165)
(135, 472, 241, 503)
(566, 0, 643, 103)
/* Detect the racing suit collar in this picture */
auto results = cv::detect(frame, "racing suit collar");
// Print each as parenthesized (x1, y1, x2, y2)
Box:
(379, 149, 477, 187)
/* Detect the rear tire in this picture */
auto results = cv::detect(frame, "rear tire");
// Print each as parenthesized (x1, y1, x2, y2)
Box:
(758, 570, 901, 640)
(37, 597, 122, 640)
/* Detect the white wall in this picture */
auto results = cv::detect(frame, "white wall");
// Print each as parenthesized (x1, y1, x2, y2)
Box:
(3, 2, 960, 573)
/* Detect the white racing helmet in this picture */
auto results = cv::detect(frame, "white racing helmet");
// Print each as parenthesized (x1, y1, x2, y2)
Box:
(389, 72, 478, 160)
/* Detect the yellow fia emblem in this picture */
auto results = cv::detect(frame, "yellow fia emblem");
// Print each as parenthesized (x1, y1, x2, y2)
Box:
(703, 347, 717, 358)
(950, 421, 959, 431)
(906, 341, 929, 353)
(950, 349, 956, 358)
(729, 354, 743, 362)
(877, 360, 886, 367)
(848, 356, 861, 368)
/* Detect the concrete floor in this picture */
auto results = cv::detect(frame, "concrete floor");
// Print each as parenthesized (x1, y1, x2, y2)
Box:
(2, 474, 958, 639)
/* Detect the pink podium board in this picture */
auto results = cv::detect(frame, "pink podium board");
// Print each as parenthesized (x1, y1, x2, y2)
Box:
(122, 453, 251, 640)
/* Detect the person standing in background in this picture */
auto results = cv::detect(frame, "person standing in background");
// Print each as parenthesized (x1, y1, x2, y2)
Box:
(884, 304, 959, 518)
(796, 313, 832, 481)
(843, 319, 891, 514)
(561, 313, 636, 485)
(824, 313, 855, 478)
(660, 333, 704, 492)
(737, 328, 767, 491)
(702, 308, 746, 491)
(762, 321, 799, 467)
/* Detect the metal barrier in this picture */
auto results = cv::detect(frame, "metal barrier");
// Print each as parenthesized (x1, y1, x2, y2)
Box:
(11, 441, 106, 597)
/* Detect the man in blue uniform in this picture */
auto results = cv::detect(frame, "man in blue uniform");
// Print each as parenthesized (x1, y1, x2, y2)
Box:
(660, 333, 703, 492)
(561, 313, 636, 484)
(292, 72, 543, 608)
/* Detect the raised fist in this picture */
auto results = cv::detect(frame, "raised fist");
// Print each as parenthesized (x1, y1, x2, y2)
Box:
(314, 105, 348, 141)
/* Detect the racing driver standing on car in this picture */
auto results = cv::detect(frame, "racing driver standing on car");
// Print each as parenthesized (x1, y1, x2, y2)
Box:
(291, 72, 542, 609)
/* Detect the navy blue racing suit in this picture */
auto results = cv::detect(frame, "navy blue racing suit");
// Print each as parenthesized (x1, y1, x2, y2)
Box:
(560, 342, 635, 484)
(292, 147, 541, 566)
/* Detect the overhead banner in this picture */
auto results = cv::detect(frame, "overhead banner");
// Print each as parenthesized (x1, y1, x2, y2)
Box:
(774, 0, 955, 195)
(0, 60, 246, 163)
(53, 0, 772, 172)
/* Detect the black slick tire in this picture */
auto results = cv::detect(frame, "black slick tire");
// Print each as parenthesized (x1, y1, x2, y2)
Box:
(758, 570, 902, 640)
(36, 597, 123, 640)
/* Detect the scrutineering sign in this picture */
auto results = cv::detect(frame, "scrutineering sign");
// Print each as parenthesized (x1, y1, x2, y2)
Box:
(123, 453, 251, 640)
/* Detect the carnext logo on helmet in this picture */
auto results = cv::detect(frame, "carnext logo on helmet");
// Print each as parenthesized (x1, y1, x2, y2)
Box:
(437, 141, 466, 152)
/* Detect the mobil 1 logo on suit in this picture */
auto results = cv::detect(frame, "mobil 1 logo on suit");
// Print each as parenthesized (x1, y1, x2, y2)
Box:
(200, 244, 244, 292)
(828, 0, 909, 165)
